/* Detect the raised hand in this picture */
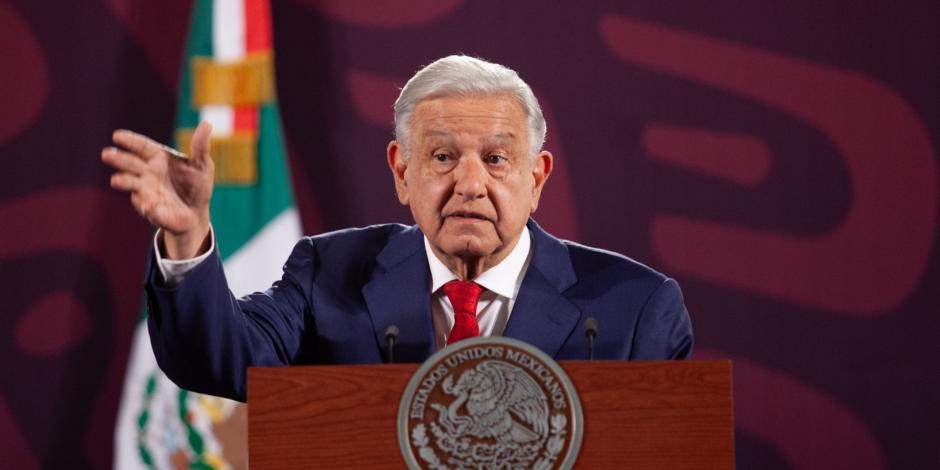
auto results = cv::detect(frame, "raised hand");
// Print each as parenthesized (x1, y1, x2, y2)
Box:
(102, 121, 215, 259)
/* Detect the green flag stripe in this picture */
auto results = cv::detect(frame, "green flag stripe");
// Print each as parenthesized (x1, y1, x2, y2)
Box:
(173, 0, 212, 133)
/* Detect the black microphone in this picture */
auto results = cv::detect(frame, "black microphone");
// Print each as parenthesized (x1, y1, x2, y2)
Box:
(584, 317, 598, 361)
(384, 325, 399, 364)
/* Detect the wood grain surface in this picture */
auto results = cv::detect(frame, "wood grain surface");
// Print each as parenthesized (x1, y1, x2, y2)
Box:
(248, 360, 733, 469)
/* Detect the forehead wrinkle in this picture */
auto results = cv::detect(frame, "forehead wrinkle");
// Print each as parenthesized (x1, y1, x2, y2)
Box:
(411, 98, 528, 152)
(418, 106, 520, 127)
(422, 130, 454, 140)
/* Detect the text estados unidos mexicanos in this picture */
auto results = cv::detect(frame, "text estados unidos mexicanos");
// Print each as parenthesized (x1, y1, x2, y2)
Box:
(409, 346, 568, 420)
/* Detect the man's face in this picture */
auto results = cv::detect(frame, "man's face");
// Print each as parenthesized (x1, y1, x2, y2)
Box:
(388, 94, 552, 273)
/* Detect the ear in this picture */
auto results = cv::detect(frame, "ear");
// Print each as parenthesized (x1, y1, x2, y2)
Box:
(529, 150, 553, 213)
(387, 140, 410, 205)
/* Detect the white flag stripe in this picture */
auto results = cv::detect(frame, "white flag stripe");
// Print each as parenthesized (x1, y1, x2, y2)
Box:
(200, 0, 246, 137)
(199, 105, 234, 137)
(224, 207, 303, 297)
(212, 0, 245, 61)
(113, 322, 153, 470)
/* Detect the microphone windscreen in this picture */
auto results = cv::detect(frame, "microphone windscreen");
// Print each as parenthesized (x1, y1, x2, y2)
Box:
(385, 324, 400, 340)
(584, 317, 598, 336)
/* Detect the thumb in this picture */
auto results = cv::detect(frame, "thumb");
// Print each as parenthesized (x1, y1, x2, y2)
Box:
(190, 121, 213, 163)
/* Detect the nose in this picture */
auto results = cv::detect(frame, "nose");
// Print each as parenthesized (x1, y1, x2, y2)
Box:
(453, 156, 488, 200)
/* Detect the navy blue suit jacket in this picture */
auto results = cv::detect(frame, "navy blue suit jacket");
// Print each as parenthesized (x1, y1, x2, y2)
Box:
(145, 220, 693, 402)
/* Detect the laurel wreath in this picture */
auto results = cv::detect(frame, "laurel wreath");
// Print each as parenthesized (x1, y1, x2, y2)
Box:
(411, 413, 568, 469)
(533, 414, 567, 470)
(135, 373, 158, 469)
(412, 424, 448, 470)
(135, 370, 213, 469)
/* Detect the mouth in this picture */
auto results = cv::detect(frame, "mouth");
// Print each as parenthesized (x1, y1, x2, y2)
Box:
(447, 210, 491, 222)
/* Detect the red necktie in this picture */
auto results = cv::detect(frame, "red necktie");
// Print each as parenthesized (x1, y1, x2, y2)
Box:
(442, 280, 483, 345)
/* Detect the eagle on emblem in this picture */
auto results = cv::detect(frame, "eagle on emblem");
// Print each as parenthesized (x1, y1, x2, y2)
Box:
(431, 360, 550, 445)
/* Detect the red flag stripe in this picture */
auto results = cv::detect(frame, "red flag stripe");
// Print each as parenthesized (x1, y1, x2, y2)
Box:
(233, 0, 268, 133)
(244, 0, 271, 52)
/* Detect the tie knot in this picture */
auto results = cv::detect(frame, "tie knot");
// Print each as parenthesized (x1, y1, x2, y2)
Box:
(442, 280, 483, 315)
(442, 280, 484, 345)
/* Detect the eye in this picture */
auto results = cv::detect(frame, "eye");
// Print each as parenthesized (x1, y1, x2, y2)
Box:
(484, 154, 507, 165)
(434, 153, 453, 162)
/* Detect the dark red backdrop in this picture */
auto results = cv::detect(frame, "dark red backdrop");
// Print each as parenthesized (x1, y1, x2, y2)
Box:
(1, 1, 937, 468)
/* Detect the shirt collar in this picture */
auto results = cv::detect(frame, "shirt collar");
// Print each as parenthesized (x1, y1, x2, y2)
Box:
(424, 226, 532, 299)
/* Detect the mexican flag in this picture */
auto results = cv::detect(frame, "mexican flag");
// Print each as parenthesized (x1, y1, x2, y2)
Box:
(114, 0, 301, 468)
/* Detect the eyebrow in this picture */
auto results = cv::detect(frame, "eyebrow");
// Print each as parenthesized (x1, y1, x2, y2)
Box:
(486, 132, 517, 143)
(421, 130, 517, 143)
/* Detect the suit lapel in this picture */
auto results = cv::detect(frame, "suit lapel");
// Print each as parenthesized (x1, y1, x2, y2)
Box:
(502, 220, 581, 358)
(362, 221, 580, 361)
(363, 225, 435, 363)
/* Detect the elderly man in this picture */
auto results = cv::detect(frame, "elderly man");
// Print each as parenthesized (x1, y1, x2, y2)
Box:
(102, 55, 692, 402)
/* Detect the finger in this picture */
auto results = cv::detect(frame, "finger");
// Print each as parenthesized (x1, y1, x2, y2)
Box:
(101, 147, 148, 176)
(110, 172, 141, 192)
(112, 129, 170, 162)
(129, 193, 157, 220)
(189, 121, 214, 163)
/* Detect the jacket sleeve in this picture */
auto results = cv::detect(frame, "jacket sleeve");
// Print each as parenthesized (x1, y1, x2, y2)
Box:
(144, 238, 316, 402)
(630, 277, 694, 360)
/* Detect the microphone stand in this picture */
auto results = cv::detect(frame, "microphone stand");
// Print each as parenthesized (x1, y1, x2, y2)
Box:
(384, 325, 399, 364)
(584, 317, 598, 361)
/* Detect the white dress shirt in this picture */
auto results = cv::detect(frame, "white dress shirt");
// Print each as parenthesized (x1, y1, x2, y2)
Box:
(154, 228, 216, 287)
(425, 226, 532, 350)
(155, 226, 534, 351)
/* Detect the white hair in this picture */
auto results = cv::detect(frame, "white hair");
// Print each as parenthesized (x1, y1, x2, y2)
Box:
(394, 55, 547, 160)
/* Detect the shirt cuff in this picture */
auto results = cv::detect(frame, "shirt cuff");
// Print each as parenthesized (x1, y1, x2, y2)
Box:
(154, 226, 216, 287)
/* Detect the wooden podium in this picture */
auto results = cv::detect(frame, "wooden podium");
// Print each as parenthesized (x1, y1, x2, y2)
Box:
(248, 360, 733, 469)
